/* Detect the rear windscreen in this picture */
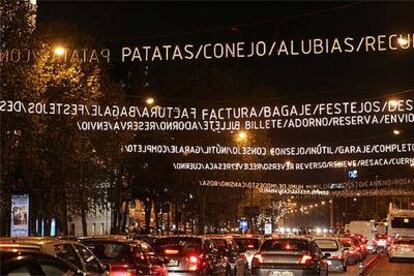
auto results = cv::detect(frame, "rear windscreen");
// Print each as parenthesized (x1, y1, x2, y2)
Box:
(314, 239, 339, 251)
(391, 217, 414, 229)
(153, 237, 202, 254)
(394, 240, 414, 245)
(233, 238, 260, 250)
(211, 239, 227, 250)
(261, 239, 309, 251)
(339, 239, 352, 247)
(82, 241, 129, 262)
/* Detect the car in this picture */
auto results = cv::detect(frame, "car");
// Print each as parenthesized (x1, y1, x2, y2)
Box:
(251, 237, 329, 276)
(374, 234, 388, 253)
(206, 235, 248, 275)
(0, 237, 107, 275)
(313, 237, 349, 272)
(0, 250, 82, 275)
(79, 236, 167, 275)
(232, 236, 262, 271)
(343, 235, 367, 260)
(388, 237, 414, 262)
(338, 237, 361, 265)
(152, 235, 228, 275)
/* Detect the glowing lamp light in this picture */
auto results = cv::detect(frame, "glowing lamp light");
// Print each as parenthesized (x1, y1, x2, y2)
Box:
(398, 37, 409, 47)
(410, 163, 414, 167)
(388, 99, 400, 110)
(53, 46, 65, 56)
(393, 129, 401, 135)
(285, 160, 292, 166)
(235, 130, 248, 143)
(145, 97, 155, 105)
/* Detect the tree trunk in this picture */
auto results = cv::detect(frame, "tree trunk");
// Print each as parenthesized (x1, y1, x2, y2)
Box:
(62, 189, 69, 235)
(144, 198, 152, 234)
(120, 200, 129, 233)
(154, 199, 159, 234)
(81, 203, 87, 236)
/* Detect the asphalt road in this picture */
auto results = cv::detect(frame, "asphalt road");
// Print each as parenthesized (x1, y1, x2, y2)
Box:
(331, 255, 375, 276)
(368, 255, 414, 276)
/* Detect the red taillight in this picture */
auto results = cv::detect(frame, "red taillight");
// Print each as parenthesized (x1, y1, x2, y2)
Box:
(252, 253, 263, 265)
(150, 265, 166, 275)
(188, 255, 200, 271)
(110, 269, 136, 276)
(247, 244, 255, 249)
(189, 255, 199, 264)
(300, 255, 313, 264)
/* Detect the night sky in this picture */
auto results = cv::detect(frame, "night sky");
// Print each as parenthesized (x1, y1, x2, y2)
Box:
(35, 1, 414, 185)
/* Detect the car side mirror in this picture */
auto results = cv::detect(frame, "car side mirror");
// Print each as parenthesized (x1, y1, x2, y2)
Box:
(323, 253, 331, 259)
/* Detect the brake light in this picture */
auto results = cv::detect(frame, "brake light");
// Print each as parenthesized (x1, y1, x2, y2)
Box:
(252, 253, 263, 265)
(150, 265, 166, 274)
(188, 255, 199, 271)
(189, 256, 199, 264)
(300, 255, 313, 264)
(247, 244, 255, 249)
(165, 249, 179, 255)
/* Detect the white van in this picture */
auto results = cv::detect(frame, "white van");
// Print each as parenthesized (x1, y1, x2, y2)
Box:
(345, 221, 377, 252)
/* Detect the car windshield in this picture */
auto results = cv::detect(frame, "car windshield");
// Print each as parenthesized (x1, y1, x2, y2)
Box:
(81, 241, 129, 262)
(261, 239, 309, 252)
(314, 239, 339, 251)
(153, 237, 202, 254)
(233, 238, 260, 250)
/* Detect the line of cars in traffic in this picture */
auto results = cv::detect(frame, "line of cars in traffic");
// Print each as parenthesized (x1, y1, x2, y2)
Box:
(0, 233, 371, 276)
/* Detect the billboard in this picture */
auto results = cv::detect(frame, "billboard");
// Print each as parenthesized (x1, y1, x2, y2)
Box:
(11, 194, 29, 237)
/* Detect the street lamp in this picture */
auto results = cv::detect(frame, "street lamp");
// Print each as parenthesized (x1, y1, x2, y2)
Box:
(235, 130, 248, 143)
(398, 37, 409, 47)
(145, 97, 155, 105)
(388, 99, 400, 110)
(53, 46, 65, 56)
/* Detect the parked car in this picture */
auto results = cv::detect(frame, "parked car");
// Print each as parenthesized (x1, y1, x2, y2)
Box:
(251, 238, 329, 276)
(152, 235, 227, 275)
(0, 237, 107, 275)
(232, 236, 262, 271)
(79, 236, 167, 275)
(206, 235, 248, 275)
(313, 237, 349, 272)
(388, 237, 414, 262)
(0, 250, 81, 275)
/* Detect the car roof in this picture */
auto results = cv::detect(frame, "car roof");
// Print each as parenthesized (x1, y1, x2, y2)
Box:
(0, 237, 77, 246)
(0, 249, 81, 272)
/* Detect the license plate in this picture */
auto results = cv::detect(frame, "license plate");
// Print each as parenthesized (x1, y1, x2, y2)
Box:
(268, 272, 294, 276)
(327, 260, 332, 265)
(167, 259, 179, 266)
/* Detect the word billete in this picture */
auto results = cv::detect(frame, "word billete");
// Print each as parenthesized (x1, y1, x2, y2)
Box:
(1, 33, 414, 63)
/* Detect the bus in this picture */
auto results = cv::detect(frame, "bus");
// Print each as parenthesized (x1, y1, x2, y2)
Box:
(387, 203, 414, 238)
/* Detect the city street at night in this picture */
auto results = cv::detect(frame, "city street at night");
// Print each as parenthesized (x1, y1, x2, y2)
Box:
(2, 1, 414, 275)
